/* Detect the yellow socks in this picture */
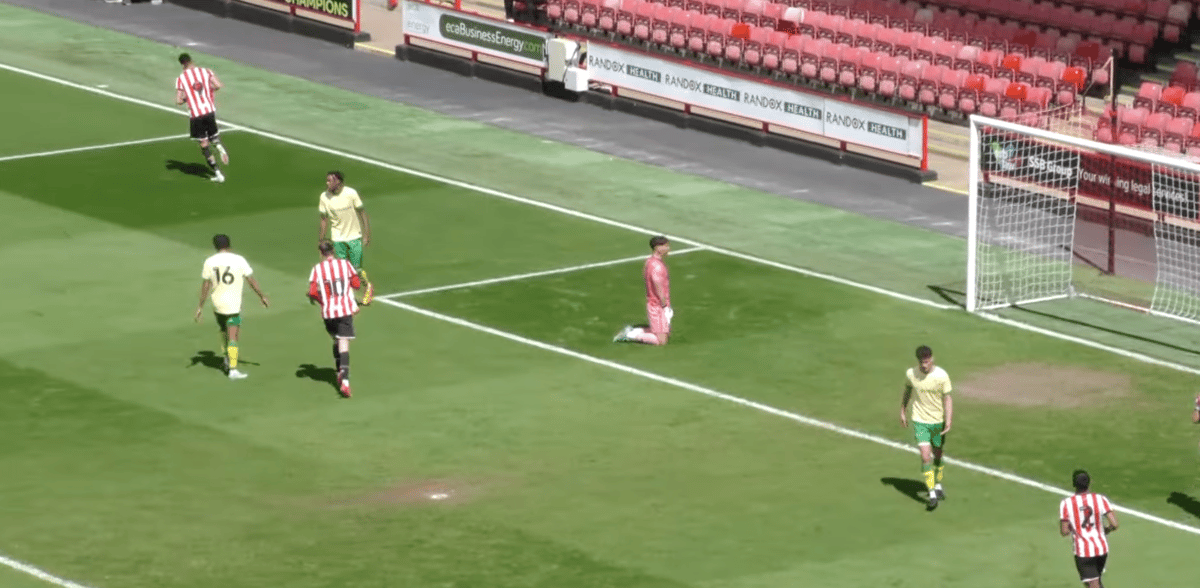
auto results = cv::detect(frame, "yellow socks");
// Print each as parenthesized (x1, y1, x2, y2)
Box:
(227, 343, 239, 369)
(922, 464, 935, 490)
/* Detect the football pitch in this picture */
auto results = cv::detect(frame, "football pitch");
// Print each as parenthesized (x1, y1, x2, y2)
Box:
(1, 16, 1200, 588)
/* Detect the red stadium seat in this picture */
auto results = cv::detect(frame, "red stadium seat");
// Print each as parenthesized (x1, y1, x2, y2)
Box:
(858, 51, 884, 93)
(1134, 81, 1164, 111)
(939, 67, 968, 111)
(959, 72, 987, 114)
(1164, 117, 1195, 153)
(1159, 85, 1187, 114)
(877, 55, 905, 97)
(781, 34, 806, 76)
(1172, 61, 1199, 92)
(898, 59, 926, 102)
(1179, 91, 1200, 121)
(1141, 111, 1173, 146)
(762, 30, 789, 70)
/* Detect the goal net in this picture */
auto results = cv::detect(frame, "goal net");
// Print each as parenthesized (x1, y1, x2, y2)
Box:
(967, 114, 1200, 325)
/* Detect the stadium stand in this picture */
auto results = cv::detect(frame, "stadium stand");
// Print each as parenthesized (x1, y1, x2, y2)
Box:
(528, 0, 1172, 123)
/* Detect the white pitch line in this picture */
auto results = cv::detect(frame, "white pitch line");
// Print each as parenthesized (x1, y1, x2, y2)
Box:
(0, 554, 93, 588)
(0, 133, 190, 163)
(379, 296, 1200, 537)
(381, 247, 705, 299)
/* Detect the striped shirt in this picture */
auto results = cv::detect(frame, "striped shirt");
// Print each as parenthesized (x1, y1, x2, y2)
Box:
(175, 66, 218, 118)
(644, 255, 670, 307)
(1059, 492, 1113, 557)
(308, 258, 361, 319)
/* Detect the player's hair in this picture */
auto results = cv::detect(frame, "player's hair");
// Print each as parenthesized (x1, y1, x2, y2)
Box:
(649, 235, 669, 249)
(178, 53, 192, 66)
(212, 234, 231, 250)
(327, 170, 344, 182)
(1072, 469, 1091, 492)
(319, 240, 335, 255)
(915, 345, 933, 360)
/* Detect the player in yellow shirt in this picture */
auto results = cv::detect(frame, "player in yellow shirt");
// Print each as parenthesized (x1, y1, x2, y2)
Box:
(899, 345, 953, 510)
(317, 171, 373, 305)
(194, 234, 270, 379)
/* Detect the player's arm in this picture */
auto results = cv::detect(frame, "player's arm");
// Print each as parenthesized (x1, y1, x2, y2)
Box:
(941, 392, 953, 435)
(307, 279, 321, 304)
(650, 271, 668, 307)
(1059, 518, 1073, 537)
(899, 382, 912, 427)
(175, 86, 187, 105)
(318, 213, 329, 243)
(246, 276, 270, 308)
(357, 207, 371, 247)
(210, 72, 223, 92)
(194, 280, 212, 321)
(1102, 510, 1119, 534)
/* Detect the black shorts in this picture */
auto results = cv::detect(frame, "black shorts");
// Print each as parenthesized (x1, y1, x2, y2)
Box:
(1074, 554, 1107, 582)
(189, 112, 220, 141)
(324, 315, 355, 340)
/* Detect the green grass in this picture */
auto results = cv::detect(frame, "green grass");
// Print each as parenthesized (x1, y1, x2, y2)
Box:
(1, 10, 1200, 588)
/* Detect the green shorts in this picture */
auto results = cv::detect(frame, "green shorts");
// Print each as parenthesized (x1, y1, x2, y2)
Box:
(334, 239, 364, 271)
(913, 421, 946, 448)
(214, 313, 242, 330)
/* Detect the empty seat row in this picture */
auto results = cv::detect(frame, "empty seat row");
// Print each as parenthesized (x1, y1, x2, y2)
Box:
(914, 0, 1192, 43)
(1132, 81, 1200, 119)
(797, 10, 1118, 74)
(1095, 105, 1200, 154)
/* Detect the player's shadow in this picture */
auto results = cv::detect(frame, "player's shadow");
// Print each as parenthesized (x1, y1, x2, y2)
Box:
(165, 159, 212, 178)
(881, 477, 930, 505)
(295, 363, 339, 389)
(1167, 492, 1200, 520)
(188, 350, 257, 373)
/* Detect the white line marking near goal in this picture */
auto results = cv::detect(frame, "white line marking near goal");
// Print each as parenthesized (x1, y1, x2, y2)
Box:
(378, 296, 1200, 537)
(380, 247, 705, 299)
(0, 134, 190, 163)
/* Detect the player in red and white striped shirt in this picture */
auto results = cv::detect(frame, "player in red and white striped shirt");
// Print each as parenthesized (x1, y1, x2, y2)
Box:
(174, 53, 228, 183)
(1059, 470, 1119, 587)
(308, 241, 363, 398)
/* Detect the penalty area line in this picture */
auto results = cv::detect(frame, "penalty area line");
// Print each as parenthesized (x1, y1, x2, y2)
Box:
(380, 246, 706, 299)
(0, 133, 191, 163)
(376, 296, 1200, 538)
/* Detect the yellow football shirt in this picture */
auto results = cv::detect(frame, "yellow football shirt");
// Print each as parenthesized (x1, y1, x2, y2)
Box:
(905, 366, 952, 424)
(201, 251, 254, 315)
(319, 186, 364, 242)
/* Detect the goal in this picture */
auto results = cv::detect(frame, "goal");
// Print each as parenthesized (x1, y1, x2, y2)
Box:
(966, 114, 1200, 325)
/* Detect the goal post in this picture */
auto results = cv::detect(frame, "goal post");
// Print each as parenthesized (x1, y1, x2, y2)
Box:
(967, 114, 1200, 325)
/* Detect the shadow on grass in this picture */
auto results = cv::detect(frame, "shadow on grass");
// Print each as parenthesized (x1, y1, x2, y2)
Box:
(880, 477, 930, 506)
(1167, 492, 1200, 520)
(296, 363, 339, 389)
(188, 350, 258, 373)
(925, 285, 1200, 359)
(165, 159, 212, 179)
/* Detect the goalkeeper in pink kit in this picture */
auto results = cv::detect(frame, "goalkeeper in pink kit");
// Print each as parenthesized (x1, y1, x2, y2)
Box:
(614, 236, 673, 345)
